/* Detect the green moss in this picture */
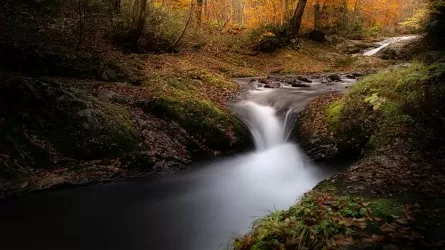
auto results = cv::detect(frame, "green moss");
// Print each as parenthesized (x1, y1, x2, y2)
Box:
(143, 72, 247, 155)
(325, 100, 344, 131)
(318, 62, 444, 151)
(369, 198, 403, 219)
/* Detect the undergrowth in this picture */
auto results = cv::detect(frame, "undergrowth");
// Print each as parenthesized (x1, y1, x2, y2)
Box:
(234, 192, 403, 250)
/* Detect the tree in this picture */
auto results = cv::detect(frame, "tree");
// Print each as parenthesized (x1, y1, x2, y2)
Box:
(196, 0, 204, 25)
(126, 0, 148, 50)
(290, 0, 308, 37)
(112, 0, 121, 13)
(232, 0, 243, 24)
(314, 0, 321, 29)
(282, 0, 290, 24)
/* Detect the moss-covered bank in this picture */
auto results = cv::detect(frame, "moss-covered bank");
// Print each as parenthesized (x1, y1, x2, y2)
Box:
(0, 53, 250, 195)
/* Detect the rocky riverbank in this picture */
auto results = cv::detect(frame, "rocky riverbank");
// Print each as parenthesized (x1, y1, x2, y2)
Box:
(234, 56, 445, 249)
(0, 63, 250, 197)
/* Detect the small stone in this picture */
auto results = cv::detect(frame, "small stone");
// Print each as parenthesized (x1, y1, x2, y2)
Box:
(297, 76, 312, 83)
(321, 77, 329, 83)
(97, 90, 116, 101)
(328, 74, 341, 82)
(101, 68, 117, 82)
(291, 82, 310, 88)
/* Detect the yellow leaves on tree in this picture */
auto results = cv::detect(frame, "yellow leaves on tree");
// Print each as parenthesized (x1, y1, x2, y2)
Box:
(152, 0, 423, 34)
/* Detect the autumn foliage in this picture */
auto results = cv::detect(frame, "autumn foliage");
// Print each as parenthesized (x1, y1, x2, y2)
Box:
(153, 0, 426, 36)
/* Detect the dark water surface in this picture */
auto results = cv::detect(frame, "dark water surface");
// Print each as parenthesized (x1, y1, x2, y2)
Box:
(0, 144, 335, 250)
(0, 84, 348, 250)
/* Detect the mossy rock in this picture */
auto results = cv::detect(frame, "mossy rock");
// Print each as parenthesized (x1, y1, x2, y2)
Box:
(0, 75, 141, 173)
(139, 97, 250, 159)
(295, 93, 368, 162)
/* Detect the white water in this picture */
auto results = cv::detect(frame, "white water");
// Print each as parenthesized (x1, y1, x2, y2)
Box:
(234, 101, 292, 150)
(0, 100, 335, 250)
(363, 35, 419, 56)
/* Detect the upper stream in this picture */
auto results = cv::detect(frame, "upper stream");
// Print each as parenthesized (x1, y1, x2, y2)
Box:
(362, 35, 419, 56)
(0, 79, 348, 250)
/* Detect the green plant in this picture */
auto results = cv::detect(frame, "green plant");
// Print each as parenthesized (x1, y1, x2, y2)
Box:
(234, 192, 375, 249)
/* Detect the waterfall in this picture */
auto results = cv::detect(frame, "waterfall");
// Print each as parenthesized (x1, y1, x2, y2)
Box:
(234, 101, 294, 150)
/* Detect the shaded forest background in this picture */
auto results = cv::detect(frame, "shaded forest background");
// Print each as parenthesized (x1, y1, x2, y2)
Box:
(0, 0, 436, 56)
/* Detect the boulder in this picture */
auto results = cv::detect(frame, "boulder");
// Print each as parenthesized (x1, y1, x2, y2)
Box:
(327, 74, 341, 82)
(297, 76, 312, 83)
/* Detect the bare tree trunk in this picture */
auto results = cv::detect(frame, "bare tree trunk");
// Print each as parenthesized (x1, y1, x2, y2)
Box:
(290, 0, 308, 37)
(172, 1, 194, 49)
(314, 1, 321, 29)
(126, 0, 148, 50)
(232, 0, 243, 24)
(114, 0, 121, 14)
(76, 0, 84, 50)
(281, 0, 290, 24)
(349, 0, 360, 30)
(341, 0, 348, 29)
(196, 0, 204, 25)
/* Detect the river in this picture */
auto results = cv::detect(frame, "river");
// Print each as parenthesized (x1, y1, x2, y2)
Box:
(0, 80, 348, 250)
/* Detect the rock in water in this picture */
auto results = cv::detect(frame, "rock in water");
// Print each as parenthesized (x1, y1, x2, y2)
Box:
(328, 74, 341, 82)
(297, 76, 312, 83)
(291, 82, 310, 88)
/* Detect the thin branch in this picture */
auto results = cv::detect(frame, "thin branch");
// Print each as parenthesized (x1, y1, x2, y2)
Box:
(171, 0, 195, 49)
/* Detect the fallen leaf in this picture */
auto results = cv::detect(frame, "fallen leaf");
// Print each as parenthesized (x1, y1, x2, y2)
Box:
(353, 221, 367, 229)
(380, 223, 397, 232)
(353, 217, 366, 222)
(332, 234, 354, 246)
(395, 218, 409, 225)
(372, 234, 385, 242)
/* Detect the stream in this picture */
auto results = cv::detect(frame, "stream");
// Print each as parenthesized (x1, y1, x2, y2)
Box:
(362, 35, 419, 56)
(0, 76, 354, 250)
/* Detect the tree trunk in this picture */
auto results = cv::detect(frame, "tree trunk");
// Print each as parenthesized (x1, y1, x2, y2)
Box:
(196, 0, 204, 25)
(113, 0, 121, 14)
(314, 1, 320, 29)
(341, 0, 348, 29)
(172, 1, 194, 49)
(232, 0, 243, 24)
(126, 0, 148, 50)
(76, 0, 84, 50)
(290, 0, 308, 37)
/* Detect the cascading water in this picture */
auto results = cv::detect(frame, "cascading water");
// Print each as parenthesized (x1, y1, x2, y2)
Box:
(234, 101, 293, 150)
(363, 35, 419, 56)
(0, 101, 335, 250)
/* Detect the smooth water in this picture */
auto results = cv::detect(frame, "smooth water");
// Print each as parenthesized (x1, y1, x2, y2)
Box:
(0, 101, 335, 250)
